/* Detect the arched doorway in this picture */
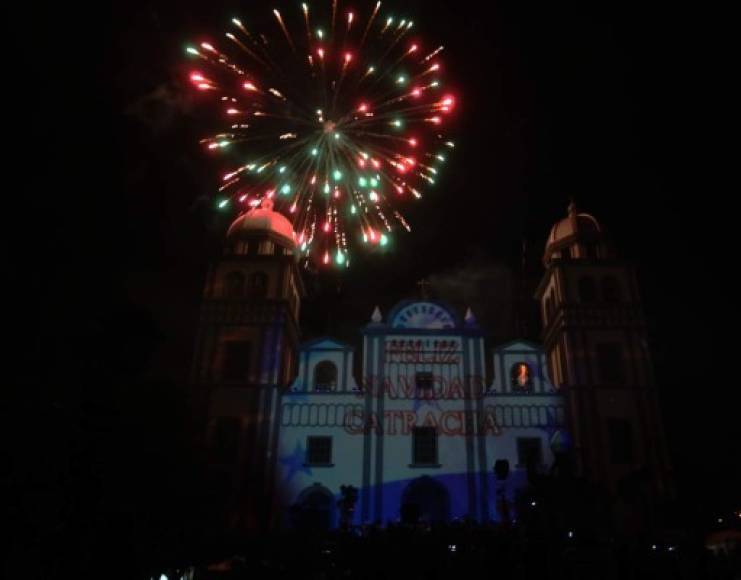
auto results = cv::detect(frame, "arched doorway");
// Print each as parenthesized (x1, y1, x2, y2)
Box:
(400, 476, 451, 524)
(292, 484, 335, 531)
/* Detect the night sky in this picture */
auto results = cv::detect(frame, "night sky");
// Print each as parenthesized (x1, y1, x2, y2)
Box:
(17, 0, 737, 535)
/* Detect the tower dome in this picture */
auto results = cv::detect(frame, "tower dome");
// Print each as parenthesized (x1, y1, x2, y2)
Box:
(226, 199, 296, 248)
(543, 201, 609, 265)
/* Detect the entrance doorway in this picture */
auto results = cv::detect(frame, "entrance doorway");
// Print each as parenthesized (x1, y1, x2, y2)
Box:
(400, 476, 451, 523)
(292, 484, 334, 530)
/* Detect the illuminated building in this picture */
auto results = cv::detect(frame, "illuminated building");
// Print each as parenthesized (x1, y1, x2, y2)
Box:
(192, 201, 668, 530)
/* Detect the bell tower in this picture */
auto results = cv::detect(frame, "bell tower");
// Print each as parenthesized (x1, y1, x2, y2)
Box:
(535, 202, 671, 495)
(191, 199, 303, 531)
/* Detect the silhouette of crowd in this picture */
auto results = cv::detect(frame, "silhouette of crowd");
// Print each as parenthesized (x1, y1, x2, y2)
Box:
(156, 515, 739, 580)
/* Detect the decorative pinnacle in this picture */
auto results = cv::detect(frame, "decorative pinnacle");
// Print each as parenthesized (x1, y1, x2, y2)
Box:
(371, 306, 382, 323)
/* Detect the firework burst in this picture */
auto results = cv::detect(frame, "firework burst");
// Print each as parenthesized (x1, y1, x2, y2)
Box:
(186, 1, 457, 267)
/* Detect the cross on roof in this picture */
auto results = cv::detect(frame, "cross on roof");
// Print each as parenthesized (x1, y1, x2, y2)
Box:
(417, 278, 432, 299)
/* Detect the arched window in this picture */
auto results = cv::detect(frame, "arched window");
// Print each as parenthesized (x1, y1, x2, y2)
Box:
(511, 362, 533, 392)
(578, 277, 597, 304)
(258, 240, 274, 255)
(603, 276, 622, 303)
(314, 361, 338, 392)
(249, 272, 268, 298)
(224, 271, 245, 298)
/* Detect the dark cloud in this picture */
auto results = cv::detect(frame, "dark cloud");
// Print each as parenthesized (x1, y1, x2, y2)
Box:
(429, 256, 517, 344)
(125, 82, 194, 134)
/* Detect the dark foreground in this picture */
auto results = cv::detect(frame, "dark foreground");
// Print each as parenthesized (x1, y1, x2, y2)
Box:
(152, 520, 740, 580)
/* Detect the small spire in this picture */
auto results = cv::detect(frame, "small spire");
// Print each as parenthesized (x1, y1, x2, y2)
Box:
(464, 307, 478, 327)
(371, 306, 383, 323)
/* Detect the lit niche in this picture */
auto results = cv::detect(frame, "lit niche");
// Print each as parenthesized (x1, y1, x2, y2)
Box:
(510, 362, 533, 392)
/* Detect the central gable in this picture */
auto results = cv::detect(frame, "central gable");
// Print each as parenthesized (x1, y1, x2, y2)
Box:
(389, 301, 457, 329)
(300, 337, 354, 352)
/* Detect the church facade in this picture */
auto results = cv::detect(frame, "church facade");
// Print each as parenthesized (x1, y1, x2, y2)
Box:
(192, 201, 671, 530)
(278, 304, 564, 526)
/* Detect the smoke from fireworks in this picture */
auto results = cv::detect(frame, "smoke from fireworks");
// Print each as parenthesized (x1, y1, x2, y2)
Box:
(186, 1, 457, 267)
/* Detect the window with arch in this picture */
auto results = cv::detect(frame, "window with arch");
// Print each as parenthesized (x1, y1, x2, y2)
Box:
(258, 240, 275, 255)
(511, 362, 534, 392)
(224, 271, 245, 298)
(314, 360, 338, 392)
(578, 276, 597, 303)
(249, 271, 268, 298)
(602, 276, 622, 303)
